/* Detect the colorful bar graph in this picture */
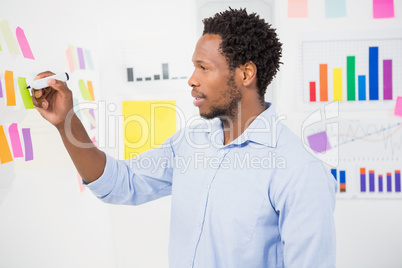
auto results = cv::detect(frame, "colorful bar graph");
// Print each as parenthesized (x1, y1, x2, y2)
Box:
(333, 68, 343, 101)
(347, 56, 356, 100)
(339, 170, 346, 192)
(358, 75, 366, 100)
(369, 170, 375, 192)
(387, 173, 392, 192)
(360, 168, 366, 192)
(309, 82, 316, 101)
(369, 47, 379, 100)
(378, 175, 383, 192)
(396, 170, 401, 192)
(383, 59, 392, 100)
(319, 64, 328, 101)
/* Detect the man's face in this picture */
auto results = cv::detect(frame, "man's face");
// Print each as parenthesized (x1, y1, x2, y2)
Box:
(188, 34, 242, 120)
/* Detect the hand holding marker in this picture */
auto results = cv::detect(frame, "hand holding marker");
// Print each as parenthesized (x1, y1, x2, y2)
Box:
(27, 72, 69, 90)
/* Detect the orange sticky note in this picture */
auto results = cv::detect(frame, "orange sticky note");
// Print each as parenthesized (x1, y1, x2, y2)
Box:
(0, 125, 14, 164)
(87, 80, 94, 101)
(5, 70, 16, 106)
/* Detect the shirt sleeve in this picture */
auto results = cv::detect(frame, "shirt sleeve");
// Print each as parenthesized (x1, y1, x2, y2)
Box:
(85, 136, 175, 206)
(272, 161, 337, 268)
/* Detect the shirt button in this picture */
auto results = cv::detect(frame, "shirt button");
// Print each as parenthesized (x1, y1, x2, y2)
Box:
(220, 149, 225, 154)
(206, 184, 211, 189)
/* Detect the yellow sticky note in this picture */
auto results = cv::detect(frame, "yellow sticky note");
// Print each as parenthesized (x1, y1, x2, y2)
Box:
(122, 100, 176, 159)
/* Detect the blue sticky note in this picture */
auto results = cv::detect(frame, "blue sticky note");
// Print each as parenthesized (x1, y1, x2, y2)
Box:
(325, 0, 347, 18)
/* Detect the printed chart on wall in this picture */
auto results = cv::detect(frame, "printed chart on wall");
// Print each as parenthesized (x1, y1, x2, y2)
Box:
(307, 118, 402, 199)
(300, 38, 402, 110)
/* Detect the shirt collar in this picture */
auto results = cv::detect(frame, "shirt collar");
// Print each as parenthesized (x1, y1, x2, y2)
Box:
(207, 103, 283, 148)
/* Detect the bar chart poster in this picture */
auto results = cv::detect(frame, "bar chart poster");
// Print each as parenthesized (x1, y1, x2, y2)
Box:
(301, 38, 402, 109)
(320, 119, 402, 199)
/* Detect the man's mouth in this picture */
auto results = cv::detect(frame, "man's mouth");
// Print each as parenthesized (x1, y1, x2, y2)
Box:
(193, 97, 205, 107)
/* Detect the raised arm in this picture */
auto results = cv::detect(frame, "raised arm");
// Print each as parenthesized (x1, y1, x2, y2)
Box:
(31, 71, 105, 184)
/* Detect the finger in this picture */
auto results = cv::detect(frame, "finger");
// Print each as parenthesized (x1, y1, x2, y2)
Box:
(33, 88, 43, 98)
(34, 71, 55, 81)
(47, 78, 70, 94)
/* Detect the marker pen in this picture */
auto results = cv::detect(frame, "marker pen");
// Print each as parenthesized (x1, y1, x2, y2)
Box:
(27, 72, 69, 89)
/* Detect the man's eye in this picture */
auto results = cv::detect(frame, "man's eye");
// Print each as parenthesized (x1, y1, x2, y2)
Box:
(200, 65, 206, 70)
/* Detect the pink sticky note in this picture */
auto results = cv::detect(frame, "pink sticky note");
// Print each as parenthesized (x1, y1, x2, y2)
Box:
(307, 131, 331, 153)
(0, 78, 3, 98)
(66, 47, 75, 73)
(288, 0, 308, 18)
(373, 0, 394, 18)
(8, 123, 24, 158)
(395, 96, 402, 116)
(15, 27, 35, 59)
(22, 128, 33, 161)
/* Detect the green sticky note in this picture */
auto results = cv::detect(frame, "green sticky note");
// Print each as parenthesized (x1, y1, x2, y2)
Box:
(18, 77, 34, 109)
(78, 80, 91, 101)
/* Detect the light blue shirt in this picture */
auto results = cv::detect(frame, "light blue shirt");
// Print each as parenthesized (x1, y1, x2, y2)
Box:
(87, 104, 336, 268)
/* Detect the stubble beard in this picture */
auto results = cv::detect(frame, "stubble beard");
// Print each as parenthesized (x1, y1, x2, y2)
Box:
(200, 73, 242, 122)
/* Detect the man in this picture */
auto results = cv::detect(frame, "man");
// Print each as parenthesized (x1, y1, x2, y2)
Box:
(32, 8, 336, 268)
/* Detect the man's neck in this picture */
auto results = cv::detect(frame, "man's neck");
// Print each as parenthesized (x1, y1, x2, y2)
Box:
(221, 100, 266, 145)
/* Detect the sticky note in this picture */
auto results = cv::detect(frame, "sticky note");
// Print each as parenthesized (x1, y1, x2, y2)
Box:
(395, 96, 402, 116)
(0, 20, 21, 55)
(373, 0, 394, 18)
(8, 123, 24, 158)
(18, 77, 34, 109)
(15, 27, 35, 59)
(0, 78, 3, 98)
(5, 70, 16, 106)
(66, 47, 75, 73)
(0, 125, 13, 164)
(325, 0, 346, 18)
(82, 109, 97, 129)
(307, 131, 331, 153)
(87, 81, 94, 101)
(78, 80, 91, 100)
(77, 47, 85, 69)
(288, 0, 308, 18)
(69, 45, 78, 72)
(122, 100, 176, 159)
(84, 49, 94, 70)
(22, 128, 33, 161)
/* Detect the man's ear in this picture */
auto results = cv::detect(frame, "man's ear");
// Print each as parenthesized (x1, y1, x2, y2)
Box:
(241, 61, 257, 87)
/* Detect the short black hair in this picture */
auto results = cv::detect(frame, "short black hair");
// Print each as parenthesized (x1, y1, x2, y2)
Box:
(202, 7, 282, 99)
